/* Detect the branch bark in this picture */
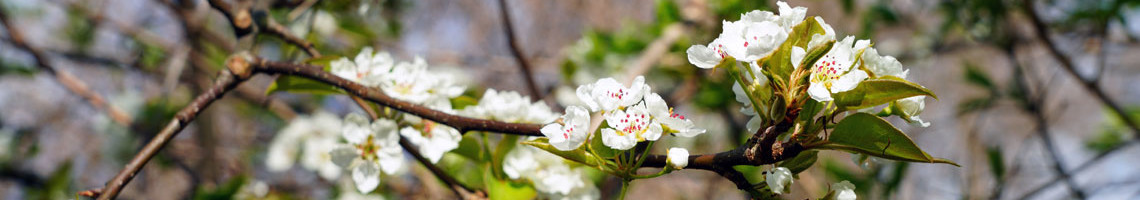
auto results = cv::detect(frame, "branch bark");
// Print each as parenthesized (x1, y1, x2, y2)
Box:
(0, 7, 134, 126)
(87, 63, 249, 200)
(496, 0, 542, 99)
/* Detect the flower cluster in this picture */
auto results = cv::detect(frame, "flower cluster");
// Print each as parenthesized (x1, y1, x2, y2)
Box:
(329, 113, 405, 193)
(266, 111, 345, 181)
(503, 143, 600, 199)
(327, 48, 476, 192)
(542, 76, 706, 151)
(331, 47, 465, 104)
(685, 1, 929, 127)
(462, 89, 558, 124)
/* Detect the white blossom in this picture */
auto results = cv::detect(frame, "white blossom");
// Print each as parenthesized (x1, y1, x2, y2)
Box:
(602, 102, 662, 150)
(463, 89, 556, 123)
(645, 93, 705, 137)
(807, 36, 871, 102)
(895, 96, 930, 127)
(765, 167, 794, 194)
(831, 180, 857, 200)
(266, 111, 345, 181)
(381, 57, 465, 104)
(541, 106, 591, 151)
(667, 147, 689, 169)
(576, 76, 649, 112)
(330, 47, 393, 87)
(687, 2, 805, 67)
(329, 113, 405, 193)
(862, 47, 909, 78)
(502, 143, 599, 200)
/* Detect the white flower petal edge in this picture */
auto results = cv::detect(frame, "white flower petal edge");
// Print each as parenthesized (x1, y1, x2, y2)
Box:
(351, 161, 381, 194)
(645, 93, 706, 137)
(686, 45, 723, 69)
(667, 147, 689, 169)
(831, 180, 857, 200)
(577, 76, 649, 112)
(765, 167, 794, 194)
(540, 106, 591, 151)
(862, 47, 908, 78)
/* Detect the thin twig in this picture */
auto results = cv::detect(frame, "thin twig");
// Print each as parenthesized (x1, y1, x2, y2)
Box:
(1009, 48, 1086, 199)
(1013, 1, 1140, 198)
(1022, 0, 1140, 134)
(0, 7, 134, 126)
(87, 65, 249, 200)
(496, 0, 542, 99)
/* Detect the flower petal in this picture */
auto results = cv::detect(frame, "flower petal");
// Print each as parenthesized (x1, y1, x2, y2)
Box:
(831, 69, 868, 93)
(351, 161, 381, 194)
(807, 83, 833, 102)
(329, 146, 358, 169)
(686, 45, 722, 69)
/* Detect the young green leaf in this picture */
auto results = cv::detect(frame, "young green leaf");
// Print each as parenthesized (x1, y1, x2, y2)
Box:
(778, 150, 818, 174)
(818, 113, 957, 166)
(522, 138, 601, 167)
(265, 75, 346, 95)
(831, 77, 936, 111)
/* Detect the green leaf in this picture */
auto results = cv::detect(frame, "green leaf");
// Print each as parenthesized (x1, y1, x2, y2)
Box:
(764, 17, 828, 78)
(485, 173, 537, 200)
(491, 135, 520, 179)
(265, 75, 345, 95)
(986, 147, 1005, 179)
(832, 77, 936, 111)
(819, 113, 957, 166)
(454, 134, 485, 162)
(778, 150, 818, 174)
(522, 138, 601, 167)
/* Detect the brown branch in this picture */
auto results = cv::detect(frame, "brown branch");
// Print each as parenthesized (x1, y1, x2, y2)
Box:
(1008, 48, 1086, 199)
(0, 7, 134, 126)
(496, 0, 542, 99)
(207, 0, 254, 37)
(1022, 0, 1140, 134)
(1014, 1, 1140, 199)
(249, 58, 544, 136)
(399, 137, 485, 199)
(258, 13, 321, 57)
(83, 55, 252, 199)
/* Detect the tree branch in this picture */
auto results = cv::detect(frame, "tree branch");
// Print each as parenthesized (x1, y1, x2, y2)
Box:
(1021, 0, 1140, 134)
(83, 58, 249, 199)
(496, 0, 542, 99)
(249, 58, 544, 136)
(0, 7, 134, 126)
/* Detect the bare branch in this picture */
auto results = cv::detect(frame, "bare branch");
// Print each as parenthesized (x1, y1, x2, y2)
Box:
(496, 0, 541, 99)
(89, 58, 251, 199)
(0, 7, 134, 126)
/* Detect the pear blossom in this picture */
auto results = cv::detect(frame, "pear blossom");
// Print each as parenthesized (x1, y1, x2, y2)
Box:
(540, 106, 591, 151)
(330, 47, 393, 87)
(666, 147, 689, 169)
(645, 93, 705, 137)
(399, 121, 461, 163)
(831, 180, 857, 200)
(602, 102, 662, 150)
(807, 16, 837, 50)
(463, 89, 557, 123)
(266, 111, 345, 181)
(765, 167, 794, 194)
(329, 113, 404, 193)
(576, 76, 649, 112)
(862, 47, 909, 78)
(503, 143, 600, 200)
(380, 57, 465, 104)
(807, 36, 871, 102)
(894, 96, 931, 127)
(687, 1, 807, 67)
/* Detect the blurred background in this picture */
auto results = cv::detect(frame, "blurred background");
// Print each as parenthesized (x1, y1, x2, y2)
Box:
(1, 0, 1140, 199)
